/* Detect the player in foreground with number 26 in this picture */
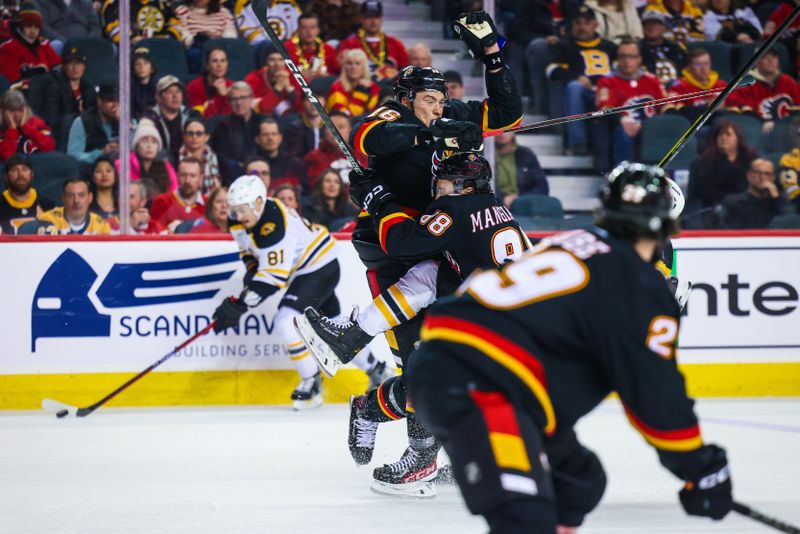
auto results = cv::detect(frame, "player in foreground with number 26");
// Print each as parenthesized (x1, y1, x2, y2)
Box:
(407, 162, 734, 533)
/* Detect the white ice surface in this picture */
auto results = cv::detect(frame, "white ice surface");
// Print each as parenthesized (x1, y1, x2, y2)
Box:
(1, 399, 798, 534)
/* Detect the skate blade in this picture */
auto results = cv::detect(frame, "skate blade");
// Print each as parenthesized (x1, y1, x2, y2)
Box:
(292, 395, 323, 411)
(370, 479, 437, 499)
(293, 315, 342, 378)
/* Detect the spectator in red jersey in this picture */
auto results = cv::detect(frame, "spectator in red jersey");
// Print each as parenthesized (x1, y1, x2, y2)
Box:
(89, 156, 119, 224)
(172, 0, 236, 73)
(305, 0, 361, 42)
(190, 186, 228, 233)
(273, 183, 301, 212)
(326, 49, 379, 117)
(187, 46, 234, 117)
(179, 117, 220, 195)
(304, 110, 352, 190)
(337, 0, 409, 82)
(149, 156, 207, 231)
(251, 117, 307, 192)
(0, 89, 55, 162)
(245, 48, 304, 117)
(666, 47, 727, 121)
(725, 48, 800, 133)
(0, 3, 60, 84)
(244, 155, 271, 191)
(128, 181, 166, 234)
(594, 39, 666, 171)
(209, 81, 263, 184)
(284, 12, 340, 81)
(689, 120, 755, 208)
(124, 120, 178, 197)
(43, 46, 96, 148)
(301, 167, 359, 230)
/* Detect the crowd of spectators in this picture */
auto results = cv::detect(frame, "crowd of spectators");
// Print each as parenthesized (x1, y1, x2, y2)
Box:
(0, 0, 799, 236)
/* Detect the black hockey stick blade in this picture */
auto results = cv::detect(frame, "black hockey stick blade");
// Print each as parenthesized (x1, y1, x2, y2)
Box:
(250, 0, 365, 176)
(733, 501, 800, 533)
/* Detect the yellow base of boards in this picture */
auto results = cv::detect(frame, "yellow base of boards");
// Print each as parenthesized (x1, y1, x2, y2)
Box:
(0, 363, 798, 410)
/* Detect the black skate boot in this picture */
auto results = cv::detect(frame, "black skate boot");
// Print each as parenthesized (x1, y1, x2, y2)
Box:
(366, 360, 395, 392)
(290, 372, 323, 411)
(348, 394, 378, 465)
(371, 446, 439, 498)
(294, 307, 373, 377)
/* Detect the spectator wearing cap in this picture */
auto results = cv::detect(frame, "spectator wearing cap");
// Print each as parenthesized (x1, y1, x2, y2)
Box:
(67, 80, 119, 166)
(0, 2, 61, 83)
(35, 0, 101, 55)
(187, 46, 234, 117)
(326, 49, 379, 117)
(305, 0, 361, 43)
(179, 116, 220, 195)
(122, 119, 178, 196)
(132, 47, 157, 120)
(0, 89, 55, 161)
(39, 176, 112, 235)
(251, 117, 306, 192)
(209, 81, 263, 184)
(303, 110, 353, 191)
(0, 153, 55, 234)
(640, 10, 688, 89)
(43, 46, 96, 148)
(703, 0, 761, 43)
(444, 70, 465, 102)
(716, 158, 787, 229)
(408, 42, 432, 68)
(585, 0, 642, 44)
(171, 0, 236, 73)
(244, 47, 304, 117)
(128, 180, 166, 234)
(149, 156, 207, 231)
(142, 75, 200, 166)
(338, 0, 409, 82)
(493, 132, 549, 207)
(100, 0, 180, 45)
(644, 0, 705, 43)
(284, 12, 340, 81)
(666, 48, 727, 121)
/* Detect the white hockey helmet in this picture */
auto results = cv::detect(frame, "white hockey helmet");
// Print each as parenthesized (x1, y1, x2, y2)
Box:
(665, 177, 685, 221)
(228, 174, 268, 218)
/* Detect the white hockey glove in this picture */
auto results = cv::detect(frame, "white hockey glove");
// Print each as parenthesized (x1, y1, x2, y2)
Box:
(452, 11, 499, 59)
(668, 276, 692, 311)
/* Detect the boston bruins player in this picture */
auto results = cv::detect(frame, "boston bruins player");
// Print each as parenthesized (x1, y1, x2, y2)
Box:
(211, 175, 391, 409)
(407, 162, 733, 533)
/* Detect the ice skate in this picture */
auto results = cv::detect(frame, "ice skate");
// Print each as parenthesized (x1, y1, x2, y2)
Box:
(291, 373, 323, 411)
(348, 394, 378, 465)
(296, 307, 373, 377)
(371, 446, 439, 499)
(366, 360, 395, 392)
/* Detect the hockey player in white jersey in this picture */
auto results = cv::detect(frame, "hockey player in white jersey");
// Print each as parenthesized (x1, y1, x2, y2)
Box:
(212, 175, 391, 409)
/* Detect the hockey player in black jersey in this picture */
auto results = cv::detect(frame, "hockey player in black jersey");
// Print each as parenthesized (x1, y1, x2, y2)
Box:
(406, 162, 733, 532)
(294, 153, 529, 497)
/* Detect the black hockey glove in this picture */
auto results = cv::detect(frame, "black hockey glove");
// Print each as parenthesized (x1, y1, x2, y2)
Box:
(423, 118, 483, 151)
(242, 254, 259, 286)
(452, 11, 499, 59)
(678, 445, 732, 520)
(213, 296, 248, 333)
(349, 169, 394, 214)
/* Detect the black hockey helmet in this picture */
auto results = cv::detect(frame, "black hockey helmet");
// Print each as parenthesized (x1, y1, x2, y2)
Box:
(596, 161, 678, 241)
(435, 153, 493, 195)
(394, 66, 449, 103)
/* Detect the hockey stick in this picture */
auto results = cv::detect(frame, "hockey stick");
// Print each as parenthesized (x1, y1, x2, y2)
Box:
(733, 501, 800, 533)
(659, 2, 800, 169)
(250, 0, 365, 175)
(42, 321, 217, 418)
(483, 81, 754, 138)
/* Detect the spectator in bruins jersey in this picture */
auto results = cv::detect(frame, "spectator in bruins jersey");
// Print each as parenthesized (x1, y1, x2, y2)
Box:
(100, 0, 180, 44)
(131, 47, 158, 120)
(233, 0, 301, 45)
(244, 48, 304, 117)
(595, 39, 666, 171)
(666, 48, 727, 122)
(716, 158, 787, 228)
(0, 2, 61, 84)
(702, 0, 761, 44)
(0, 89, 55, 162)
(326, 49, 380, 117)
(584, 0, 643, 44)
(89, 156, 119, 223)
(494, 132, 549, 207)
(171, 0, 236, 74)
(640, 10, 687, 88)
(778, 117, 800, 211)
(0, 153, 54, 235)
(301, 168, 359, 230)
(725, 48, 800, 132)
(67, 81, 119, 166)
(187, 47, 234, 118)
(283, 12, 339, 81)
(149, 156, 206, 231)
(689, 120, 754, 208)
(43, 47, 97, 148)
(546, 6, 616, 155)
(303, 111, 353, 190)
(645, 0, 705, 43)
(38, 176, 112, 235)
(338, 0, 409, 82)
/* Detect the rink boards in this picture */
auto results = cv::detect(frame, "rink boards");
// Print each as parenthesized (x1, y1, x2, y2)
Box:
(0, 231, 798, 409)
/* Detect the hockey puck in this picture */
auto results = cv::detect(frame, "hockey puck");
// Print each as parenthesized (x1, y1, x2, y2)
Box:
(56, 409, 69, 418)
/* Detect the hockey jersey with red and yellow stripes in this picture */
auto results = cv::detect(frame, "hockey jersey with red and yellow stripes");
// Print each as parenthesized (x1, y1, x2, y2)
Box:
(596, 71, 666, 122)
(725, 73, 800, 120)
